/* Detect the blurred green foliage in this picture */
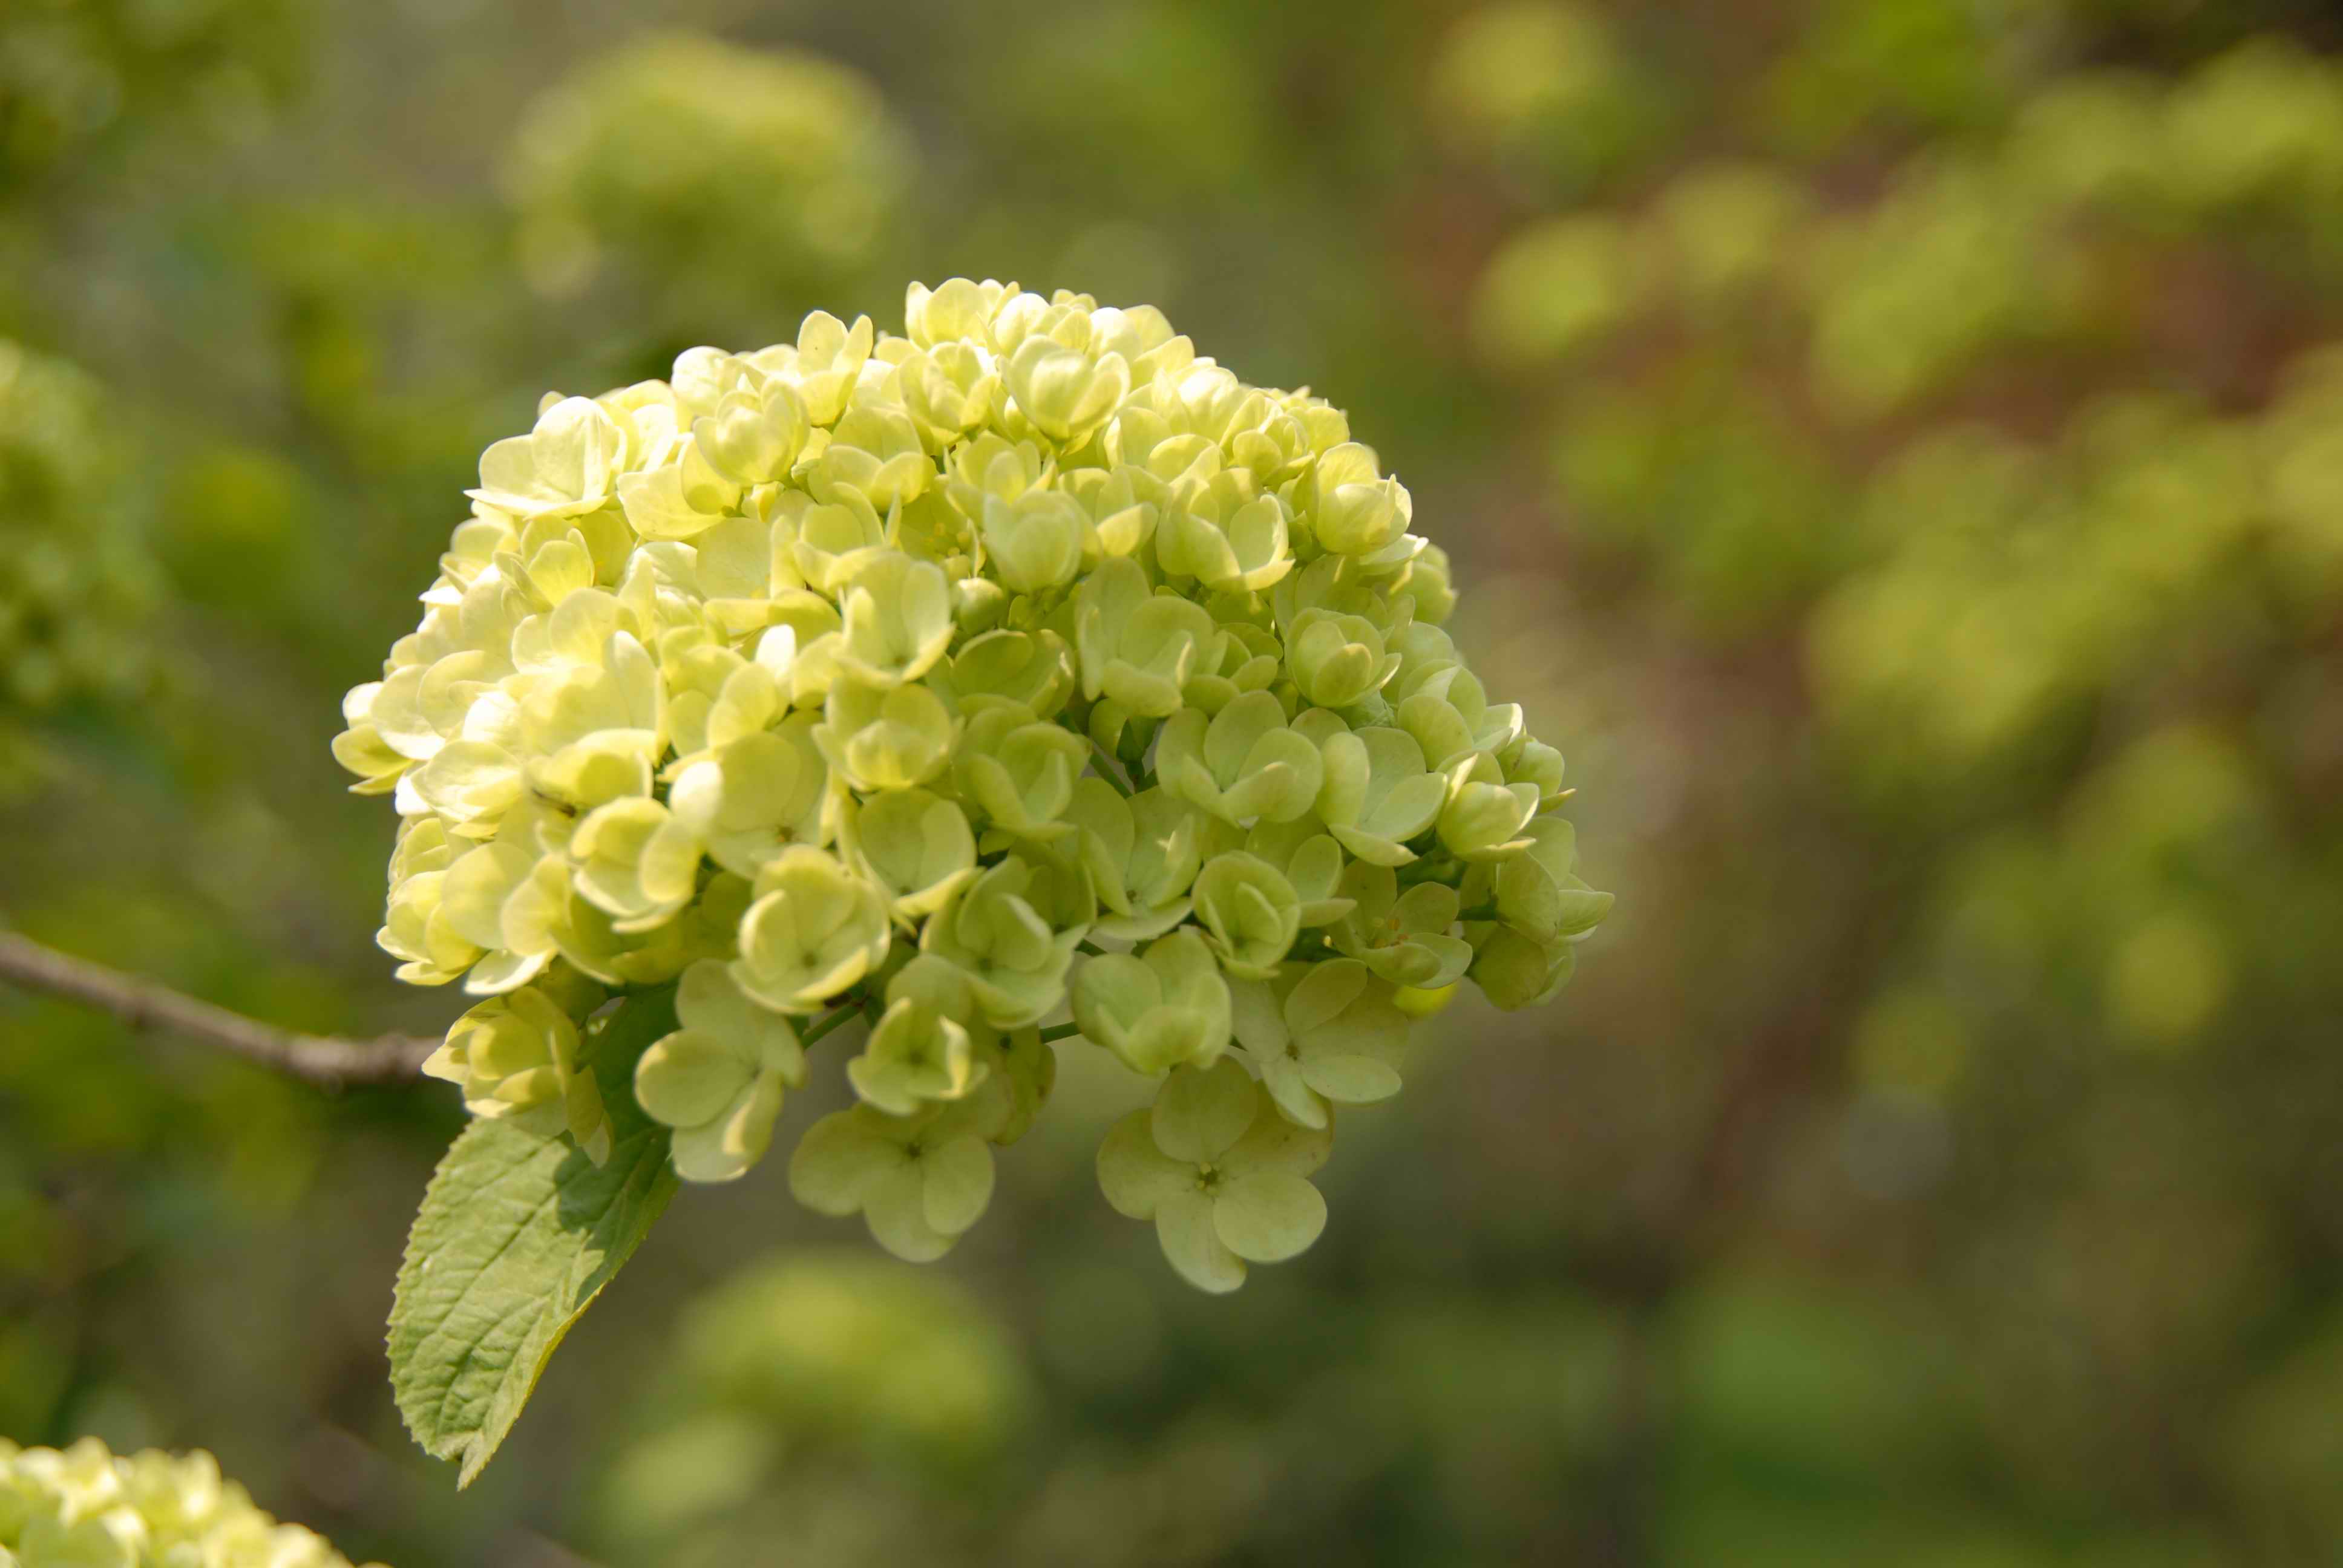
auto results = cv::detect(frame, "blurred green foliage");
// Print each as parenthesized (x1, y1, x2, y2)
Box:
(0, 1, 2339, 1564)
(502, 33, 911, 338)
(0, 341, 153, 739)
(0, 0, 302, 193)
(592, 1252, 1031, 1561)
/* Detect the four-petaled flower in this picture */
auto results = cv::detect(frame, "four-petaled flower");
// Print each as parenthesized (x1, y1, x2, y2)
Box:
(1097, 1058, 1334, 1292)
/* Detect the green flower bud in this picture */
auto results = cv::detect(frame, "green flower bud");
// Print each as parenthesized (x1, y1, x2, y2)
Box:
(472, 395, 624, 521)
(1312, 721, 1447, 866)
(1016, 835, 1101, 932)
(1157, 691, 1325, 826)
(954, 701, 1087, 840)
(514, 629, 663, 763)
(1468, 923, 1578, 1011)
(818, 404, 931, 511)
(1395, 540, 1457, 624)
(1066, 780, 1207, 941)
(1096, 1058, 1332, 1293)
(1395, 662, 1524, 771)
(1509, 737, 1568, 805)
(931, 628, 1075, 719)
(779, 310, 876, 428)
(848, 954, 988, 1116)
(834, 550, 954, 686)
(734, 847, 891, 1012)
(920, 855, 1085, 1027)
(905, 276, 1012, 348)
(615, 439, 741, 541)
(1285, 606, 1400, 710)
(378, 857, 474, 986)
(953, 573, 1012, 636)
(332, 684, 411, 795)
(1071, 928, 1233, 1076)
(1305, 441, 1411, 557)
(814, 671, 957, 792)
(549, 869, 698, 989)
(1478, 815, 1613, 945)
(529, 728, 654, 813)
(408, 737, 525, 832)
(901, 341, 1002, 444)
(1003, 335, 1130, 446)
(1230, 958, 1408, 1130)
(1058, 463, 1158, 559)
(838, 785, 978, 932)
(1074, 557, 1217, 717)
(569, 795, 702, 932)
(635, 959, 806, 1181)
(1157, 471, 1294, 593)
(1329, 862, 1473, 989)
(1242, 815, 1354, 927)
(943, 430, 1048, 512)
(1089, 302, 1194, 382)
(1438, 753, 1541, 861)
(784, 488, 891, 594)
(980, 488, 1088, 593)
(692, 373, 810, 487)
(1180, 618, 1285, 717)
(1192, 851, 1303, 979)
(656, 626, 790, 737)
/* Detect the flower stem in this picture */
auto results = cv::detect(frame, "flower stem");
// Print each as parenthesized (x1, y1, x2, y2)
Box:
(799, 999, 867, 1050)
(1088, 743, 1135, 797)
(1038, 1022, 1084, 1044)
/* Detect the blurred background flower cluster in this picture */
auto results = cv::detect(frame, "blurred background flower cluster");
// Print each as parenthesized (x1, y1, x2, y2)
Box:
(2, 0, 2340, 1562)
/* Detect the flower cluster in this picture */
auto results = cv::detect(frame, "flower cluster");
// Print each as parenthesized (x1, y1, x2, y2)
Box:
(338, 281, 1609, 1290)
(0, 1439, 381, 1568)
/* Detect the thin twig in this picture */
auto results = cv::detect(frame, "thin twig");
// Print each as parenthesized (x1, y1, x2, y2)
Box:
(0, 929, 436, 1089)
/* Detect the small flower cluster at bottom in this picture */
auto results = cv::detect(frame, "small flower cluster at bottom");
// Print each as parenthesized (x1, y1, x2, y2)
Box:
(0, 1439, 384, 1568)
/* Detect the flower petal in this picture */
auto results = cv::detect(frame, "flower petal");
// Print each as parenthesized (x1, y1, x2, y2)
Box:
(787, 1108, 896, 1216)
(865, 1162, 954, 1263)
(634, 1028, 753, 1130)
(1213, 1172, 1326, 1264)
(1155, 1191, 1245, 1293)
(1150, 1058, 1257, 1165)
(1096, 1108, 1192, 1219)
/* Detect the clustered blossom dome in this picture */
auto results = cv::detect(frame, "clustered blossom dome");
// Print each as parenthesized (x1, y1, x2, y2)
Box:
(0, 1439, 381, 1567)
(335, 280, 1610, 1291)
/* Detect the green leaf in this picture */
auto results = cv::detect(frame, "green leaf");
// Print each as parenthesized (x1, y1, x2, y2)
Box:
(387, 987, 680, 1487)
